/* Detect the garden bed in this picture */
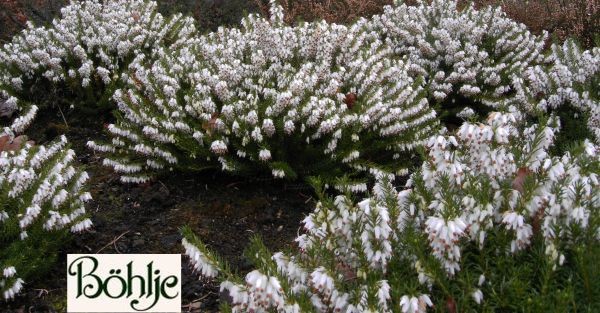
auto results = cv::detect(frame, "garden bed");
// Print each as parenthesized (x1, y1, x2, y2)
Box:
(2, 112, 314, 312)
(0, 0, 598, 312)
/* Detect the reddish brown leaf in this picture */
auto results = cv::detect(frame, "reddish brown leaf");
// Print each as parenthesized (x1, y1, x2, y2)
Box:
(202, 112, 220, 136)
(0, 134, 33, 152)
(445, 296, 457, 313)
(512, 167, 532, 194)
(344, 92, 357, 110)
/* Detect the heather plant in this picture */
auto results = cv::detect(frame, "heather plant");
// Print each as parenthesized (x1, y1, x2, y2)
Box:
(182, 112, 600, 312)
(0, 133, 92, 300)
(89, 3, 439, 184)
(0, 0, 195, 133)
(516, 39, 600, 143)
(370, 0, 548, 120)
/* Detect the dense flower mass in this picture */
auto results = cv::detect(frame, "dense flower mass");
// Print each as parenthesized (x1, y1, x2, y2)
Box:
(0, 134, 92, 300)
(1, 0, 597, 185)
(182, 112, 599, 312)
(0, 0, 195, 132)
(0, 0, 598, 308)
(371, 0, 547, 107)
(89, 4, 439, 183)
(516, 39, 600, 142)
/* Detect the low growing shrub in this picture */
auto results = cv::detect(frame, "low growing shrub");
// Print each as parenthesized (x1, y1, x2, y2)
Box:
(0, 0, 195, 132)
(89, 5, 439, 184)
(371, 0, 548, 114)
(0, 133, 92, 300)
(370, 0, 599, 146)
(182, 112, 600, 312)
(516, 39, 600, 143)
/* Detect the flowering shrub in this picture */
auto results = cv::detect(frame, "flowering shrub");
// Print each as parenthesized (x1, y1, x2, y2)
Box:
(182, 112, 600, 312)
(0, 0, 195, 132)
(0, 133, 92, 300)
(517, 39, 600, 143)
(89, 4, 438, 183)
(371, 0, 547, 113)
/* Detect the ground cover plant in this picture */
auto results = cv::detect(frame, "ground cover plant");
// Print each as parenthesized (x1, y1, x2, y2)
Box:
(516, 39, 600, 143)
(88, 4, 439, 184)
(182, 112, 600, 312)
(372, 0, 548, 112)
(0, 0, 598, 311)
(0, 0, 195, 133)
(0, 133, 92, 300)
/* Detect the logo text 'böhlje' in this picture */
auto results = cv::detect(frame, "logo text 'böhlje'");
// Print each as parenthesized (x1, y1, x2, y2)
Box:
(67, 254, 181, 312)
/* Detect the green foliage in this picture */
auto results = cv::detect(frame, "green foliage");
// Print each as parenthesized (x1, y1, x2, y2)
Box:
(0, 135, 91, 300)
(181, 113, 600, 312)
(0, 0, 196, 133)
(91, 9, 439, 184)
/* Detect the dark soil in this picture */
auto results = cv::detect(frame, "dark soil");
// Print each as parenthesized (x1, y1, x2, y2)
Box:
(0, 108, 315, 313)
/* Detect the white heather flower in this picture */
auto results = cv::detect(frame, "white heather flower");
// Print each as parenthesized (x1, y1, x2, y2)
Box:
(425, 216, 467, 275)
(251, 127, 264, 143)
(182, 239, 219, 278)
(377, 280, 391, 309)
(10, 105, 38, 133)
(210, 140, 228, 155)
(478, 274, 486, 286)
(457, 107, 476, 119)
(262, 119, 276, 137)
(272, 169, 285, 178)
(3, 267, 16, 278)
(310, 267, 335, 298)
(259, 149, 272, 161)
(284, 120, 295, 134)
(220, 281, 249, 307)
(400, 294, 432, 313)
(244, 270, 285, 310)
(0, 211, 8, 222)
(71, 219, 93, 233)
(3, 278, 24, 300)
(472, 289, 483, 304)
(502, 211, 533, 252)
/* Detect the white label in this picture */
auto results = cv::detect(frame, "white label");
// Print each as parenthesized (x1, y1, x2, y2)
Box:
(67, 254, 181, 312)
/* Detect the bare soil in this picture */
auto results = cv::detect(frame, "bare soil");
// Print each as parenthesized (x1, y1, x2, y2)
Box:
(1, 108, 315, 312)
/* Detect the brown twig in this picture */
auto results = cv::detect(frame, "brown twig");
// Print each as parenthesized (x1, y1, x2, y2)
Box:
(33, 288, 49, 298)
(96, 230, 130, 253)
(56, 103, 69, 128)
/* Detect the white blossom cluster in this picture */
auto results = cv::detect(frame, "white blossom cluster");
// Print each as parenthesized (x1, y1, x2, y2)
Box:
(3, 0, 596, 185)
(515, 39, 600, 142)
(90, 3, 438, 183)
(1, 266, 23, 300)
(0, 0, 195, 132)
(182, 238, 219, 279)
(0, 135, 92, 300)
(370, 0, 547, 107)
(418, 112, 599, 264)
(182, 111, 599, 312)
(220, 271, 286, 312)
